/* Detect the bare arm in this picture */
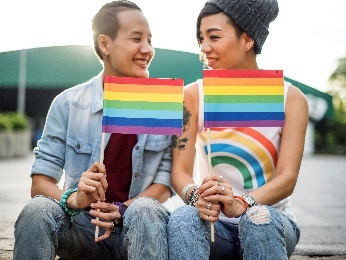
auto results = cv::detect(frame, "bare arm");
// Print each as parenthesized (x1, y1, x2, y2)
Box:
(251, 85, 309, 205)
(171, 82, 200, 198)
(31, 162, 108, 210)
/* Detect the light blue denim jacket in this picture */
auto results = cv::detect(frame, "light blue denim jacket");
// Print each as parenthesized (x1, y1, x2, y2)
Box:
(32, 72, 174, 199)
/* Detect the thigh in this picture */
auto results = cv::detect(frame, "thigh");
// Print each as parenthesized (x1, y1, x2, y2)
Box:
(210, 221, 242, 260)
(57, 210, 124, 260)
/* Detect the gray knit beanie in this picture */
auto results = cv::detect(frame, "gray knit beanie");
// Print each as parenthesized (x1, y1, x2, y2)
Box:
(207, 0, 279, 54)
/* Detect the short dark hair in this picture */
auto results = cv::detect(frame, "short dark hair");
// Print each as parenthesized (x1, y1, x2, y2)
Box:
(92, 0, 141, 60)
(196, 3, 243, 46)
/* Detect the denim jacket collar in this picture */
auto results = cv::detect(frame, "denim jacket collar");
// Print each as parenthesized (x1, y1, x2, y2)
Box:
(92, 71, 104, 114)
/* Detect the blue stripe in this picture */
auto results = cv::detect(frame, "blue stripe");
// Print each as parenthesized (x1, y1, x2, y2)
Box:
(102, 116, 182, 128)
(204, 112, 284, 121)
(103, 108, 182, 119)
(204, 143, 265, 187)
(205, 103, 284, 113)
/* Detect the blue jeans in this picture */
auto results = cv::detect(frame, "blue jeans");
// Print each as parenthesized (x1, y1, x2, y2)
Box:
(168, 205, 300, 260)
(14, 196, 170, 260)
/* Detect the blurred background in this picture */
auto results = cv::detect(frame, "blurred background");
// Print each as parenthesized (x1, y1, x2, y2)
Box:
(0, 0, 345, 157)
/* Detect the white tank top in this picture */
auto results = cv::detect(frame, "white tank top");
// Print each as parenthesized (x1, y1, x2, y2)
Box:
(195, 79, 297, 224)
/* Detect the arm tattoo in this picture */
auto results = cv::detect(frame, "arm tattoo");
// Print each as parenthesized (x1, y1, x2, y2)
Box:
(173, 105, 191, 153)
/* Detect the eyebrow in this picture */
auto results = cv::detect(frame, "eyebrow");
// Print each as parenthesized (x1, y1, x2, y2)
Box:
(205, 28, 222, 34)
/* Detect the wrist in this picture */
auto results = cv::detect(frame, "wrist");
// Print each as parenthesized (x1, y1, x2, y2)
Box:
(112, 202, 128, 227)
(59, 188, 81, 222)
(234, 195, 249, 216)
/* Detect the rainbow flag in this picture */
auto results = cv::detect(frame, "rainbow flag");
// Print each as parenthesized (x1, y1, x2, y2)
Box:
(203, 70, 285, 128)
(102, 76, 184, 135)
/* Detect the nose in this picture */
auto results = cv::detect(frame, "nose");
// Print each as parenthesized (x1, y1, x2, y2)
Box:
(200, 40, 211, 54)
(140, 41, 154, 55)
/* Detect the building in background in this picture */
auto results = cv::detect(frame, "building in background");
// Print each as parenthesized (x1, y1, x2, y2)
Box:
(0, 45, 333, 154)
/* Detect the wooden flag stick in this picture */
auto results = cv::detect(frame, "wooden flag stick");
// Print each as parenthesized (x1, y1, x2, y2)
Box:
(95, 132, 106, 240)
(206, 128, 215, 242)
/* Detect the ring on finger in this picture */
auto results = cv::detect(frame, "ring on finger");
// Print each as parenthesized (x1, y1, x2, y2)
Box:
(218, 176, 223, 182)
(206, 201, 212, 210)
(220, 185, 225, 195)
(110, 221, 115, 229)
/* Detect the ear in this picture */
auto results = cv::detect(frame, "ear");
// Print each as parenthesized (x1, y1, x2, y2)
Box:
(243, 33, 254, 51)
(98, 34, 110, 59)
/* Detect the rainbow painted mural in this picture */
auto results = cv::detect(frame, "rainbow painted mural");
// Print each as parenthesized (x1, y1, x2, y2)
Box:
(102, 76, 184, 135)
(203, 70, 285, 127)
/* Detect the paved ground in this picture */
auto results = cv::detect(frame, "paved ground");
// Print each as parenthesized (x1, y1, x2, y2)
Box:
(0, 153, 345, 259)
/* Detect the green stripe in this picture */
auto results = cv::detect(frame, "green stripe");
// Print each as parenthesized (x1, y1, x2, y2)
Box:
(104, 100, 182, 111)
(205, 95, 284, 103)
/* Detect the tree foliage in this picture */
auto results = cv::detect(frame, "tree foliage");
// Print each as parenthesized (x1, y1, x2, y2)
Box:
(315, 57, 346, 154)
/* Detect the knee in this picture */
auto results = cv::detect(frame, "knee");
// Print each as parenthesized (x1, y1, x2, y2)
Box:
(239, 205, 284, 238)
(169, 205, 200, 227)
(18, 196, 60, 221)
(15, 196, 62, 232)
(241, 205, 271, 226)
(125, 197, 169, 224)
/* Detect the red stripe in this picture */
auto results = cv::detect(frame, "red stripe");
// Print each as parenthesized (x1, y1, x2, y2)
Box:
(203, 69, 283, 78)
(104, 76, 184, 86)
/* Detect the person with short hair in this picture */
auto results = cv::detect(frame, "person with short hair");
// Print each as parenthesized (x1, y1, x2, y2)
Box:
(14, 1, 172, 259)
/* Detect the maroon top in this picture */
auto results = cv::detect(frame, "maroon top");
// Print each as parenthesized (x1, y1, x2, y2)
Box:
(103, 133, 138, 203)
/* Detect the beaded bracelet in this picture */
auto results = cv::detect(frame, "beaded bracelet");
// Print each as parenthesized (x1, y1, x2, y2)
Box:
(59, 188, 81, 222)
(182, 184, 197, 204)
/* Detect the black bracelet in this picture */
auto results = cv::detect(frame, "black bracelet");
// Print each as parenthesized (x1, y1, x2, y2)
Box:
(188, 187, 199, 207)
(112, 202, 128, 227)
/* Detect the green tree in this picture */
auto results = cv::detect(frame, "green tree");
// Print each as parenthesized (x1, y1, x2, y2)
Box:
(317, 57, 346, 154)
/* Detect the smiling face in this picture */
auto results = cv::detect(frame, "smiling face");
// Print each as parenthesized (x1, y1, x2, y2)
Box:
(101, 9, 154, 78)
(199, 12, 250, 70)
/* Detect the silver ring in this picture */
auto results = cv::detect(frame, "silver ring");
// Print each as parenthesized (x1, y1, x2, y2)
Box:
(219, 176, 223, 182)
(220, 185, 225, 195)
(207, 201, 212, 209)
(110, 221, 115, 229)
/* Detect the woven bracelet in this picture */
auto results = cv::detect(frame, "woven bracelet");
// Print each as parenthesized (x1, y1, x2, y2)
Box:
(59, 188, 81, 222)
(112, 202, 128, 227)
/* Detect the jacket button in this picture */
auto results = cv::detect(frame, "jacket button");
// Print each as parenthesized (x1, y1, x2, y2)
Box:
(134, 173, 138, 178)
(77, 144, 80, 149)
(135, 146, 139, 150)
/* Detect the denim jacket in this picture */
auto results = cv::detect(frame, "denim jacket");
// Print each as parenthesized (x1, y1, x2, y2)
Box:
(32, 72, 173, 199)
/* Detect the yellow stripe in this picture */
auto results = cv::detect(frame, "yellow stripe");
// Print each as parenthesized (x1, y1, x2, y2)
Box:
(201, 129, 274, 182)
(104, 91, 183, 103)
(204, 85, 284, 95)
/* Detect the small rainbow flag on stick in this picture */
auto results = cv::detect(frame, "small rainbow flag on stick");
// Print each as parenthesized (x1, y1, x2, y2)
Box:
(203, 70, 285, 128)
(102, 76, 184, 135)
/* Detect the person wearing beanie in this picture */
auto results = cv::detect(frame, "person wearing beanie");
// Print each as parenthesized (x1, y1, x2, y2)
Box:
(168, 0, 308, 259)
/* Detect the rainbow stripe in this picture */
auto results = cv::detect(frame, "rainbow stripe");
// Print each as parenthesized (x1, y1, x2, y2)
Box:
(203, 70, 285, 127)
(102, 76, 184, 135)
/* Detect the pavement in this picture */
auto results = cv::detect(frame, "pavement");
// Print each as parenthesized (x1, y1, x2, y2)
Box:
(0, 153, 346, 259)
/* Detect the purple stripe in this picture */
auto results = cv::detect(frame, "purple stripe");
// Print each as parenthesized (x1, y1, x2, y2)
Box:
(102, 125, 182, 135)
(204, 120, 285, 127)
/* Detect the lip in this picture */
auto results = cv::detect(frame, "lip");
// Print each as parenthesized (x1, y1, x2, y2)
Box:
(134, 58, 150, 68)
(206, 57, 218, 68)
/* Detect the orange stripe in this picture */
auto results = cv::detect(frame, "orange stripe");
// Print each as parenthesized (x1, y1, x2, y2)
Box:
(104, 83, 183, 94)
(234, 128, 278, 167)
(208, 127, 278, 167)
(204, 77, 283, 86)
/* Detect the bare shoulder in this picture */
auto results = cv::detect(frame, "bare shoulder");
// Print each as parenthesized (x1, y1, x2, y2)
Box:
(183, 81, 200, 112)
(286, 84, 309, 122)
